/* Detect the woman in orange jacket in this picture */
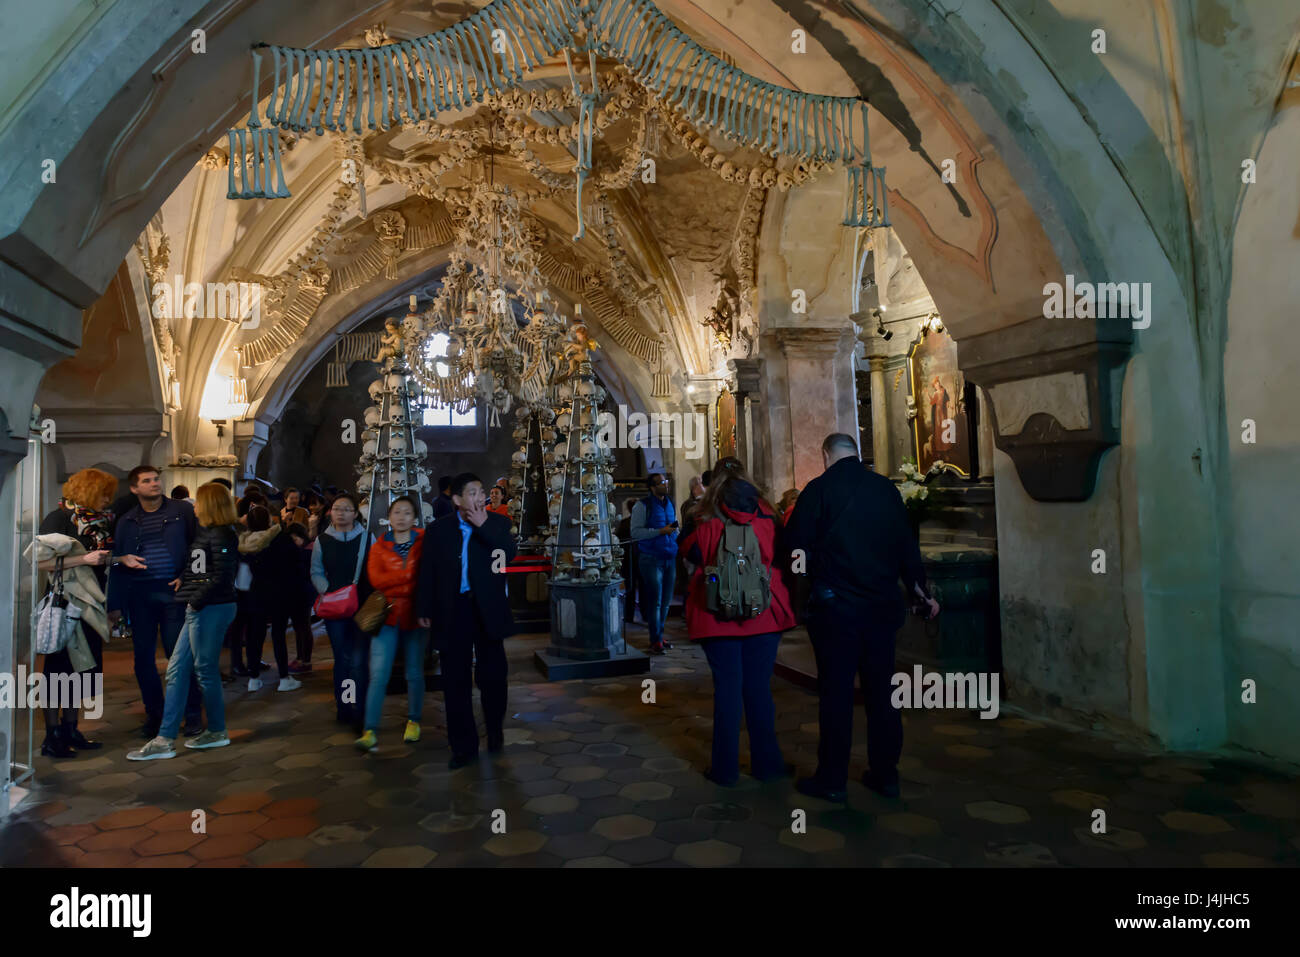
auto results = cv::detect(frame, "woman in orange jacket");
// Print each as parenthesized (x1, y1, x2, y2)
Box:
(356, 497, 427, 751)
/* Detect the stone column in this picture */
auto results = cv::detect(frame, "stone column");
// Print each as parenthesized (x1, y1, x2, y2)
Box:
(867, 355, 890, 474)
(728, 357, 770, 493)
(234, 418, 269, 484)
(776, 326, 858, 489)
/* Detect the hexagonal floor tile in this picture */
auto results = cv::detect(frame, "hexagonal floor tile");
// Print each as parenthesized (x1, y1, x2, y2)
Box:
(618, 781, 673, 802)
(363, 846, 438, 867)
(524, 794, 580, 815)
(966, 801, 1031, 824)
(673, 839, 742, 867)
(1159, 811, 1233, 834)
(778, 825, 845, 853)
(592, 814, 655, 841)
(484, 830, 549, 857)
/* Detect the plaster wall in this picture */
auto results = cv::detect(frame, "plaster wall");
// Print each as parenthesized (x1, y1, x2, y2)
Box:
(1221, 101, 1300, 762)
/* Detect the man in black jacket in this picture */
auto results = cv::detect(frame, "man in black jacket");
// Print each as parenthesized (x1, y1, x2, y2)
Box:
(417, 472, 517, 768)
(784, 434, 939, 802)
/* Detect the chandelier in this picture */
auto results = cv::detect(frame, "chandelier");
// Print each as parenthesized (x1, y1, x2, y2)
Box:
(408, 172, 570, 424)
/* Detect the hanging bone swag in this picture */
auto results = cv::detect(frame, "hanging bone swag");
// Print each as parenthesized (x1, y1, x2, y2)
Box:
(226, 0, 889, 232)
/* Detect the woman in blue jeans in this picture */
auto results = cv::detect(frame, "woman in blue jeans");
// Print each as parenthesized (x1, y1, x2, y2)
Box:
(310, 493, 372, 729)
(128, 483, 240, 760)
(677, 458, 798, 786)
(356, 497, 427, 751)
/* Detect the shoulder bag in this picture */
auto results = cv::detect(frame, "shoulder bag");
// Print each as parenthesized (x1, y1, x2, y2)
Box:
(314, 532, 367, 620)
(34, 557, 82, 654)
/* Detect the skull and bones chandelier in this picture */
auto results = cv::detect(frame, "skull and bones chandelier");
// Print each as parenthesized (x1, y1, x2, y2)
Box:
(405, 152, 572, 425)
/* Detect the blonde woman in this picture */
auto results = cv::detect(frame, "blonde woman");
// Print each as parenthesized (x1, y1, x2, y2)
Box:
(129, 483, 241, 760)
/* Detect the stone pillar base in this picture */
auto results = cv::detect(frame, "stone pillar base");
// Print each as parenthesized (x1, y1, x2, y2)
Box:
(536, 579, 649, 679)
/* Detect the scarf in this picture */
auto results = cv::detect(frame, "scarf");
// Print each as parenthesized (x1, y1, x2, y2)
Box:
(61, 499, 114, 551)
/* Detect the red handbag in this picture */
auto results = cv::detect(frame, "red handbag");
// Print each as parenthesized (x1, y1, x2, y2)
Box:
(314, 531, 368, 620)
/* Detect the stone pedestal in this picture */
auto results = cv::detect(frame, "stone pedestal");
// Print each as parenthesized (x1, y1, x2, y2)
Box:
(898, 545, 1001, 676)
(535, 578, 649, 679)
(507, 556, 552, 632)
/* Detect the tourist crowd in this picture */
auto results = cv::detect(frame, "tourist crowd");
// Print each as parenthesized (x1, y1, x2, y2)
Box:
(34, 437, 937, 798)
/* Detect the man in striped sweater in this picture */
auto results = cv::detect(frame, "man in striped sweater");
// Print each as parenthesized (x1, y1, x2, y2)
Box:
(108, 466, 202, 740)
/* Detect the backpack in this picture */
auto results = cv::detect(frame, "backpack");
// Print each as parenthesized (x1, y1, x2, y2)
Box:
(705, 519, 772, 620)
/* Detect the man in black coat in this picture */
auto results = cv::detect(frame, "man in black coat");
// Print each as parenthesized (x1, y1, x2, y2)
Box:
(417, 472, 517, 768)
(784, 433, 939, 802)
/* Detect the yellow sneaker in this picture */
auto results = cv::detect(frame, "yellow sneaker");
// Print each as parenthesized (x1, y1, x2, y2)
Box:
(355, 729, 377, 752)
(403, 721, 420, 743)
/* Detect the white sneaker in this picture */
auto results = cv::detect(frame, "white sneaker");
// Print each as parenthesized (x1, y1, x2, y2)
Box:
(277, 676, 302, 692)
(247, 677, 263, 692)
(185, 730, 231, 750)
(126, 736, 176, 761)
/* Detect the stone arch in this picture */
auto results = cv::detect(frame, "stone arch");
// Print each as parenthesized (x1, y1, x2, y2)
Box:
(0, 0, 1276, 755)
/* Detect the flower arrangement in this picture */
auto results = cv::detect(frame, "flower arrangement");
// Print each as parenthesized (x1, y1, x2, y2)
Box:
(897, 458, 949, 529)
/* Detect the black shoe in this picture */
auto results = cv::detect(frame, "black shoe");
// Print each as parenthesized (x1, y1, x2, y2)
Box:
(232, 664, 251, 678)
(662, 640, 674, 649)
(487, 733, 504, 753)
(703, 767, 739, 787)
(64, 727, 102, 751)
(861, 768, 901, 798)
(649, 643, 665, 656)
(138, 719, 161, 740)
(40, 728, 77, 758)
(448, 752, 478, 770)
(795, 776, 847, 804)
(182, 721, 203, 738)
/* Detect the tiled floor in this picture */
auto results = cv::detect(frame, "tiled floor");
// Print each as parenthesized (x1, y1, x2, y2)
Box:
(2, 621, 1297, 867)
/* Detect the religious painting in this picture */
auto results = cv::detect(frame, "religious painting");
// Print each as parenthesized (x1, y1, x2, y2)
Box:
(715, 389, 737, 460)
(907, 323, 971, 476)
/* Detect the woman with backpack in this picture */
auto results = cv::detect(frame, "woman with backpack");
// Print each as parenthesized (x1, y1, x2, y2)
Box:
(678, 457, 796, 787)
(127, 482, 241, 760)
(355, 497, 427, 751)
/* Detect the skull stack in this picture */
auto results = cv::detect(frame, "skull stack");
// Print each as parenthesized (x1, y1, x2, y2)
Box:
(535, 355, 649, 678)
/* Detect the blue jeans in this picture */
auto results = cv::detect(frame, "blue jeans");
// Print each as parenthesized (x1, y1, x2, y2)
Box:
(700, 632, 784, 783)
(160, 602, 237, 739)
(127, 581, 199, 726)
(325, 617, 369, 724)
(637, 555, 676, 645)
(364, 624, 429, 731)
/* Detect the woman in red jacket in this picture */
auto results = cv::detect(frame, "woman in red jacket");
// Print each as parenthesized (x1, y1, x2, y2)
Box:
(356, 497, 427, 751)
(679, 457, 796, 786)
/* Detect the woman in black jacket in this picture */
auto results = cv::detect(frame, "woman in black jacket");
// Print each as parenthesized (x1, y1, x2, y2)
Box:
(241, 506, 303, 692)
(128, 483, 240, 760)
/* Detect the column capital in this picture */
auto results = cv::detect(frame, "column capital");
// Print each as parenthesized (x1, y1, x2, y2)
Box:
(726, 356, 764, 396)
(775, 325, 855, 360)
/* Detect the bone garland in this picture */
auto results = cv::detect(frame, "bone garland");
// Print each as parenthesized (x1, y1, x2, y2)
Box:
(843, 164, 890, 228)
(732, 184, 766, 320)
(227, 0, 882, 199)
